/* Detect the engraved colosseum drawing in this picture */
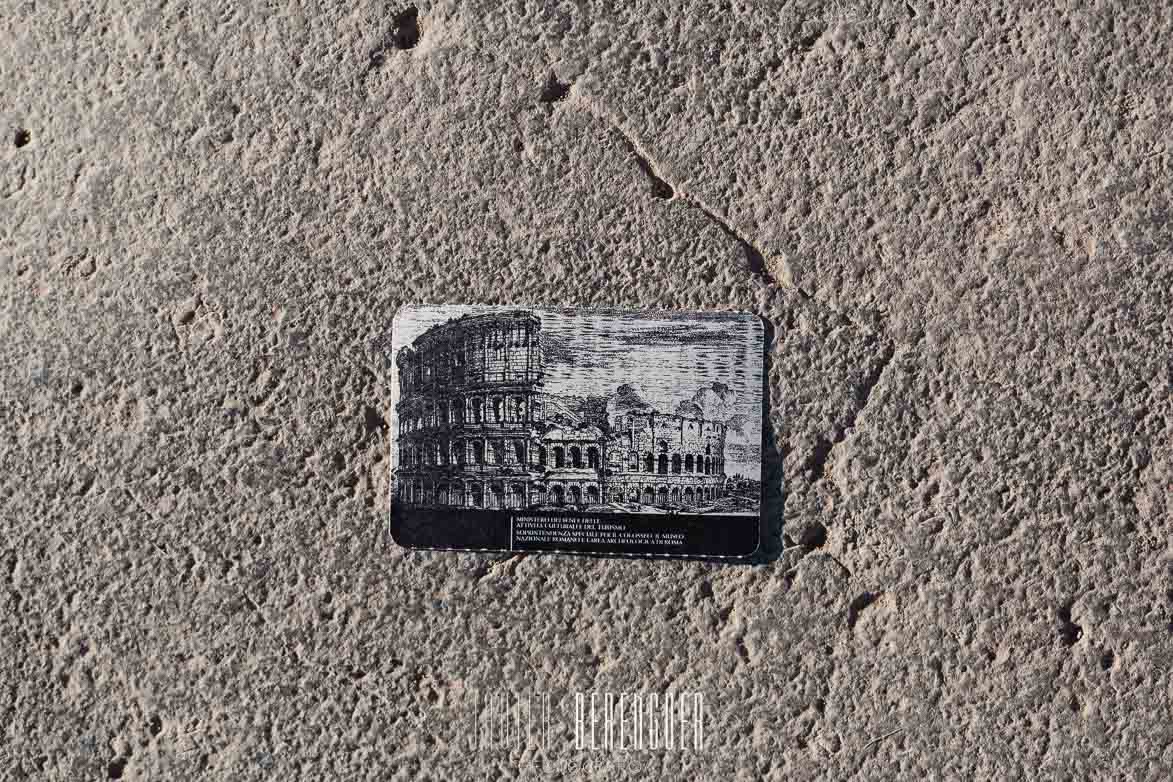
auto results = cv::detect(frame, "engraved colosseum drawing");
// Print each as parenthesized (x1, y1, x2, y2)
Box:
(390, 306, 763, 516)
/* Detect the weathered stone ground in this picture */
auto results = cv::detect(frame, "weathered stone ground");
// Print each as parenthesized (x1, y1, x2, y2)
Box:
(2, 1, 1170, 779)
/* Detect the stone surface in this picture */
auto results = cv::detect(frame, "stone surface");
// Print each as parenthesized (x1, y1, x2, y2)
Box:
(2, 1, 1170, 779)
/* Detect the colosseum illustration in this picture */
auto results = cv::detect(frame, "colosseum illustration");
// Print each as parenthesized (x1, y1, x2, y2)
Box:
(393, 309, 744, 513)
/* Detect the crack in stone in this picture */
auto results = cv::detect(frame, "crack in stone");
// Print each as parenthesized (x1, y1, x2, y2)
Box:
(569, 90, 906, 495)
(576, 95, 810, 299)
(808, 339, 897, 483)
(848, 338, 897, 429)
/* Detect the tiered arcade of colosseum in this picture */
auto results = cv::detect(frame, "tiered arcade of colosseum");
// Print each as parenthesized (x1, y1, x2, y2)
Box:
(395, 310, 728, 511)
(604, 411, 727, 507)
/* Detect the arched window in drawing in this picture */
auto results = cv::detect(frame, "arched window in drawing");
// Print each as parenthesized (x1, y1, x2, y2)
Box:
(472, 441, 484, 465)
(587, 485, 599, 503)
(658, 440, 668, 453)
(470, 397, 483, 423)
(569, 486, 582, 505)
(469, 482, 483, 507)
(552, 485, 565, 505)
(513, 397, 526, 422)
(672, 454, 682, 473)
(587, 447, 599, 469)
(492, 397, 503, 422)
(537, 445, 547, 467)
(570, 446, 582, 468)
(685, 454, 694, 472)
(657, 453, 668, 474)
(509, 484, 525, 509)
(492, 440, 506, 465)
(643, 452, 654, 473)
(553, 446, 565, 468)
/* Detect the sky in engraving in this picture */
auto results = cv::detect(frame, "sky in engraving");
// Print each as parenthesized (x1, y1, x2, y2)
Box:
(389, 305, 765, 478)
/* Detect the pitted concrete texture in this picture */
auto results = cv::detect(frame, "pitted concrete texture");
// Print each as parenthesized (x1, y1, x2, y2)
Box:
(2, 1, 1170, 779)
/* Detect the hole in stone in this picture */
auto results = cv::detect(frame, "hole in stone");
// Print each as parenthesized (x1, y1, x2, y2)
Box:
(14, 128, 30, 148)
(368, 6, 420, 69)
(1099, 650, 1114, 670)
(70, 381, 84, 396)
(1057, 603, 1082, 646)
(806, 437, 833, 483)
(364, 405, 388, 438)
(108, 757, 128, 779)
(540, 73, 570, 104)
(393, 6, 420, 50)
(797, 28, 823, 51)
(847, 591, 878, 629)
(799, 521, 827, 548)
(148, 715, 163, 736)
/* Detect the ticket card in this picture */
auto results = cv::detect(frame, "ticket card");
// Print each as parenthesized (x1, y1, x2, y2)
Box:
(387, 305, 765, 558)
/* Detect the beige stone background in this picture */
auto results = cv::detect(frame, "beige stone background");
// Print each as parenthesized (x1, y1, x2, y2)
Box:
(2, 1, 1170, 779)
